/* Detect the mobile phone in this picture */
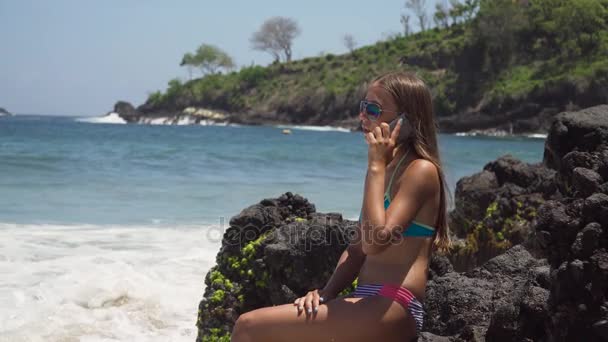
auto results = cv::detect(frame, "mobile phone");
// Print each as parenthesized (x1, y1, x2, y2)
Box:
(389, 113, 412, 143)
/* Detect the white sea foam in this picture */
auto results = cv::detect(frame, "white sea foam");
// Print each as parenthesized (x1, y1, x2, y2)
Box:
(132, 116, 232, 127)
(526, 133, 548, 139)
(77, 113, 127, 125)
(455, 131, 548, 139)
(454, 130, 509, 137)
(198, 119, 214, 126)
(275, 124, 352, 133)
(146, 117, 171, 125)
(177, 116, 196, 125)
(0, 223, 222, 341)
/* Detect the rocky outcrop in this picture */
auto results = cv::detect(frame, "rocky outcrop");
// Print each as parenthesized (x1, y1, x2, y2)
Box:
(543, 105, 608, 196)
(0, 107, 12, 116)
(447, 154, 558, 271)
(532, 105, 608, 341)
(426, 105, 608, 341)
(424, 246, 551, 341)
(112, 101, 140, 122)
(196, 105, 608, 341)
(196, 192, 357, 341)
(445, 106, 606, 271)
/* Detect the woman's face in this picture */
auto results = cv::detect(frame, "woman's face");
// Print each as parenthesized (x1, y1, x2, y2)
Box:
(359, 84, 400, 134)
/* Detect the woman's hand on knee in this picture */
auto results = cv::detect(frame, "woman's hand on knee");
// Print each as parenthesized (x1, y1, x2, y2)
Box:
(293, 289, 329, 316)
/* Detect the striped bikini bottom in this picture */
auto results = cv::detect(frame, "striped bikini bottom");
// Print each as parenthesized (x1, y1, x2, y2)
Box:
(345, 283, 424, 336)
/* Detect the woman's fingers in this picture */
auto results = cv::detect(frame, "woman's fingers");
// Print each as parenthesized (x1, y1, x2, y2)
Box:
(373, 126, 383, 141)
(304, 293, 314, 315)
(294, 290, 327, 316)
(318, 289, 326, 303)
(380, 123, 390, 140)
(312, 291, 320, 314)
(367, 132, 377, 144)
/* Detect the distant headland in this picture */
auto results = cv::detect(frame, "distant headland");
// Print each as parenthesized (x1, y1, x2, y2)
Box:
(109, 1, 608, 137)
(0, 107, 12, 116)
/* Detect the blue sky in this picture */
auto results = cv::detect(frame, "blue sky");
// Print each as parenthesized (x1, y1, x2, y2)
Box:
(0, 0, 444, 116)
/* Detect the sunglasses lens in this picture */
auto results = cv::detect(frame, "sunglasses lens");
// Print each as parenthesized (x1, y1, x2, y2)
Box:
(366, 103, 381, 118)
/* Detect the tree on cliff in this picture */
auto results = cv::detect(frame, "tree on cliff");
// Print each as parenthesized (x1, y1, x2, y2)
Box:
(551, 0, 606, 57)
(250, 16, 301, 63)
(434, 2, 450, 28)
(400, 13, 412, 36)
(180, 52, 196, 80)
(343, 34, 357, 53)
(449, 0, 480, 24)
(405, 0, 428, 32)
(520, 0, 607, 59)
(180, 44, 235, 77)
(473, 0, 529, 69)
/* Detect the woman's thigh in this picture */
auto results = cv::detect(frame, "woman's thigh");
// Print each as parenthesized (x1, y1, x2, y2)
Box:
(231, 295, 417, 342)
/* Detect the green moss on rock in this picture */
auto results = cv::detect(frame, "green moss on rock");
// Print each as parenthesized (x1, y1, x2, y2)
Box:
(449, 199, 538, 271)
(338, 277, 358, 297)
(210, 289, 225, 303)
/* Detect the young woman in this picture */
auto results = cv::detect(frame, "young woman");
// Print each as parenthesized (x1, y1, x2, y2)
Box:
(231, 71, 451, 342)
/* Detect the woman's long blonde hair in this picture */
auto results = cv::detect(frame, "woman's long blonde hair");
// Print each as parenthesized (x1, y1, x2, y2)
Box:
(372, 71, 451, 254)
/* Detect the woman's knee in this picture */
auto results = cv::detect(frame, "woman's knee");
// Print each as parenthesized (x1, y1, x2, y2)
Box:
(231, 311, 257, 342)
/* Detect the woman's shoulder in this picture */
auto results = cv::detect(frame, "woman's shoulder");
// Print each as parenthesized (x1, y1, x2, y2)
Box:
(401, 158, 440, 197)
(404, 158, 439, 179)
(406, 158, 438, 174)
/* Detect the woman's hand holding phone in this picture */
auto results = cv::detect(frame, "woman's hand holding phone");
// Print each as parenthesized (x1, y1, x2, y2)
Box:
(364, 117, 403, 169)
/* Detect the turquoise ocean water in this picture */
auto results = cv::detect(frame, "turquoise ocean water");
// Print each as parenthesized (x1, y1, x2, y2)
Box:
(0, 115, 545, 226)
(0, 115, 545, 341)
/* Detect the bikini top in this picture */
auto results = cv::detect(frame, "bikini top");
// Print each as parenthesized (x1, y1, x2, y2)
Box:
(358, 151, 437, 238)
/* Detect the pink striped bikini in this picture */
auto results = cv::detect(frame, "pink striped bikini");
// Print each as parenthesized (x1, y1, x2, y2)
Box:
(346, 283, 424, 337)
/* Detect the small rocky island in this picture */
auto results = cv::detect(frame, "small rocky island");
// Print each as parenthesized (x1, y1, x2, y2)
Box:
(195, 105, 608, 341)
(0, 107, 12, 116)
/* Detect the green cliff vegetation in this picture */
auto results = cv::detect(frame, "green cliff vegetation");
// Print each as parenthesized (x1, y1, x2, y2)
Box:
(144, 0, 608, 130)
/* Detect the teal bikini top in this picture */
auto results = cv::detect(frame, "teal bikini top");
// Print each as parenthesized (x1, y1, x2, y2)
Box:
(358, 151, 437, 238)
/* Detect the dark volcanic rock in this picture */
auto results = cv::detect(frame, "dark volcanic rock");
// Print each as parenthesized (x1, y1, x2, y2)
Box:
(572, 167, 603, 197)
(425, 246, 549, 341)
(196, 192, 355, 341)
(543, 105, 608, 173)
(427, 106, 608, 340)
(449, 170, 499, 237)
(450, 155, 558, 240)
(113, 101, 141, 122)
(531, 107, 608, 341)
(448, 154, 557, 271)
(484, 155, 557, 195)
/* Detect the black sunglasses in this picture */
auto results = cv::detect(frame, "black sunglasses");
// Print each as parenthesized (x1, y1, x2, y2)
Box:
(359, 100, 402, 121)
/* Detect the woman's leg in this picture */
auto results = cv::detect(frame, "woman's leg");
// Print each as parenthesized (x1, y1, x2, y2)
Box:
(231, 295, 417, 342)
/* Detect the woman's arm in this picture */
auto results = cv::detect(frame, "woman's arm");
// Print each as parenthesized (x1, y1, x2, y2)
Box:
(361, 159, 438, 255)
(321, 224, 366, 299)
